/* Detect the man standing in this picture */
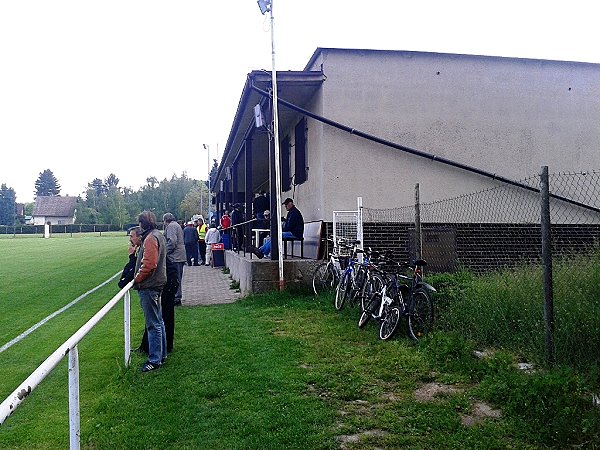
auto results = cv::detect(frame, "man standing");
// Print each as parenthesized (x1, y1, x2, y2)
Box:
(163, 213, 186, 305)
(183, 221, 200, 266)
(252, 198, 304, 259)
(134, 211, 167, 372)
(196, 217, 208, 265)
(253, 191, 269, 220)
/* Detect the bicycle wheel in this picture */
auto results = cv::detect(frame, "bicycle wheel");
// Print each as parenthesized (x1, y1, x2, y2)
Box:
(361, 273, 385, 311)
(312, 262, 337, 296)
(407, 288, 434, 342)
(335, 271, 351, 310)
(379, 305, 401, 340)
(358, 293, 380, 329)
(349, 267, 366, 307)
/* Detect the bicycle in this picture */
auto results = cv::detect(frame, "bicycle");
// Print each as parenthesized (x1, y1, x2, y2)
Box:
(359, 259, 435, 341)
(312, 237, 353, 296)
(334, 246, 384, 311)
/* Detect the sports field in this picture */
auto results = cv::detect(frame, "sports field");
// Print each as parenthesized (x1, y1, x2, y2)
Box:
(0, 234, 135, 397)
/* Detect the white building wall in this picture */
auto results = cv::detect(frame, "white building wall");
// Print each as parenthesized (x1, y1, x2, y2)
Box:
(304, 49, 600, 217)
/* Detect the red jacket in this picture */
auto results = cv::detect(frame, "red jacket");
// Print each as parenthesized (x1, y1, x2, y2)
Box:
(220, 214, 231, 230)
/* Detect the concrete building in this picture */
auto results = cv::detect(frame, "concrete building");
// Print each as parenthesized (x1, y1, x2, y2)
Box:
(212, 47, 600, 225)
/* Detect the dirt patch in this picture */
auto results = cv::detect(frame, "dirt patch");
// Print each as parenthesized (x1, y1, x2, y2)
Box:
(414, 382, 463, 402)
(460, 401, 502, 427)
(337, 429, 388, 449)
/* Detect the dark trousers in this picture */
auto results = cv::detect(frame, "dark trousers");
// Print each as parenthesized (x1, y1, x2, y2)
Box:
(198, 241, 207, 264)
(185, 242, 199, 265)
(140, 277, 178, 353)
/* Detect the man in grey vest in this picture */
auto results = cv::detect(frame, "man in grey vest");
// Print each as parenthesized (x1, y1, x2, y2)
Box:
(163, 212, 186, 305)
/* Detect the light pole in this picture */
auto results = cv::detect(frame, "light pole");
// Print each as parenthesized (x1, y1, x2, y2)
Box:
(257, 0, 285, 290)
(203, 144, 210, 220)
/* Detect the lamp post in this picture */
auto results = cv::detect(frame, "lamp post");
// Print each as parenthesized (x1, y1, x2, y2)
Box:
(257, 0, 285, 290)
(203, 144, 210, 220)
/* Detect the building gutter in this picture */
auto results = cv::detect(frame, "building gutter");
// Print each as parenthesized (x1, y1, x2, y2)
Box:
(250, 82, 599, 214)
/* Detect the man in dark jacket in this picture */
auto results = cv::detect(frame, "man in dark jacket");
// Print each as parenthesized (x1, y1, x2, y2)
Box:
(183, 221, 200, 266)
(252, 198, 304, 259)
(134, 211, 167, 372)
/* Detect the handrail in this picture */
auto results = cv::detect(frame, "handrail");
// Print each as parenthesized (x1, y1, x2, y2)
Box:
(0, 280, 134, 449)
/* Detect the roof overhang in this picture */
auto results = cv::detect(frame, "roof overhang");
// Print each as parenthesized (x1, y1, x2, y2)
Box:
(215, 70, 325, 184)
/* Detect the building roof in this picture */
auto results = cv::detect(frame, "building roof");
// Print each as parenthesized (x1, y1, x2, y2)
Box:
(33, 196, 77, 217)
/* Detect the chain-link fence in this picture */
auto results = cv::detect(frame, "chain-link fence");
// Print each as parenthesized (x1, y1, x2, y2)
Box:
(362, 169, 600, 370)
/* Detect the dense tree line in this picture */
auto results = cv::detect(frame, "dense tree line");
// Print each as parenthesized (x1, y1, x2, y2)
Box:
(76, 172, 210, 227)
(1, 169, 210, 227)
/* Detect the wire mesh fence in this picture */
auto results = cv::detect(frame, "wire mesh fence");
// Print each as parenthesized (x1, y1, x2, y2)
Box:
(362, 169, 600, 369)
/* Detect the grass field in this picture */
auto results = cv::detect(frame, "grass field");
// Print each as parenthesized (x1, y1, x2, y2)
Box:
(1, 236, 599, 449)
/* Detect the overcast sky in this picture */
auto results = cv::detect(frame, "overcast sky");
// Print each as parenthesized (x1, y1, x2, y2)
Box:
(1, 0, 598, 203)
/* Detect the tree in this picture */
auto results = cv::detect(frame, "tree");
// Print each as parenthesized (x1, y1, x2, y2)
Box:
(105, 173, 119, 188)
(180, 186, 202, 221)
(0, 184, 16, 226)
(35, 169, 61, 197)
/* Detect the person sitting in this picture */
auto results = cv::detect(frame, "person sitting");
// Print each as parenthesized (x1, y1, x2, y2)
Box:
(252, 198, 303, 259)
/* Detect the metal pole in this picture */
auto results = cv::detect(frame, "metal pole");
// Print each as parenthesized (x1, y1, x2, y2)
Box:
(68, 346, 80, 450)
(269, 0, 285, 290)
(356, 197, 363, 263)
(124, 290, 131, 367)
(540, 166, 555, 366)
(415, 183, 422, 260)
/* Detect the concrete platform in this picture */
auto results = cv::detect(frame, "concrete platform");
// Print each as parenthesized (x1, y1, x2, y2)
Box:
(179, 250, 321, 302)
(226, 250, 321, 295)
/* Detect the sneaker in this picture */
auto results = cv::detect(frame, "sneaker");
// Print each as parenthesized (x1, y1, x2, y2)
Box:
(205, 263, 210, 266)
(141, 361, 160, 372)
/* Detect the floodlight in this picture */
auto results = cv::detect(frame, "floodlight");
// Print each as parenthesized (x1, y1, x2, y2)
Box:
(257, 0, 270, 15)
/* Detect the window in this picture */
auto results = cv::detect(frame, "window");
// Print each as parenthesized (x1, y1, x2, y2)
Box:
(281, 136, 291, 191)
(294, 118, 307, 185)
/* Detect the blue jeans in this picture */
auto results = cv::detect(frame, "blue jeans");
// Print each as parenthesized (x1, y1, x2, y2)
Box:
(259, 231, 296, 256)
(138, 289, 166, 364)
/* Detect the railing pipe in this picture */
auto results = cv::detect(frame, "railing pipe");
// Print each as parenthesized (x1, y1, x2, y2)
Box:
(0, 281, 133, 426)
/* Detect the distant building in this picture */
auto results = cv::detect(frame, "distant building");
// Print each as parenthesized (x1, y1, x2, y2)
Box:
(32, 196, 77, 225)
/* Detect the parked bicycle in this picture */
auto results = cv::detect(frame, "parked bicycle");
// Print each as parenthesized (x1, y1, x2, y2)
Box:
(334, 246, 384, 311)
(311, 237, 355, 296)
(359, 259, 435, 341)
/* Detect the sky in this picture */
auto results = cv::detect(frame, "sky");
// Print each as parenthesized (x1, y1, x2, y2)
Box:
(1, 1, 598, 203)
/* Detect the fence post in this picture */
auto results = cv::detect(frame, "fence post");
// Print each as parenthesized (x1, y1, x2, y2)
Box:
(124, 290, 131, 367)
(357, 197, 364, 263)
(414, 183, 422, 260)
(540, 166, 555, 366)
(68, 346, 81, 450)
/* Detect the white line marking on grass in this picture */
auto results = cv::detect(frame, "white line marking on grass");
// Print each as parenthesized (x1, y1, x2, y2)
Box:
(0, 271, 122, 354)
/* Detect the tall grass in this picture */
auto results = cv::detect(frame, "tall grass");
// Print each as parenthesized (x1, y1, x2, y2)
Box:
(432, 253, 600, 370)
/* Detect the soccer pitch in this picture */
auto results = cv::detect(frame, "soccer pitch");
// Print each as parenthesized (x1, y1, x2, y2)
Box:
(0, 234, 136, 400)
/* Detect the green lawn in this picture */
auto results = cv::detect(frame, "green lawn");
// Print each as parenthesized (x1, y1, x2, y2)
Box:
(1, 236, 599, 449)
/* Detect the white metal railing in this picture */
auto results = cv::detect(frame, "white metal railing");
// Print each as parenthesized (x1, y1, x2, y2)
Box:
(0, 280, 134, 449)
(333, 197, 364, 247)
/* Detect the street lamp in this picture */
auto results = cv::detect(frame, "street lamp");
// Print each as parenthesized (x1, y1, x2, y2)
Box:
(203, 144, 211, 220)
(257, 0, 285, 290)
